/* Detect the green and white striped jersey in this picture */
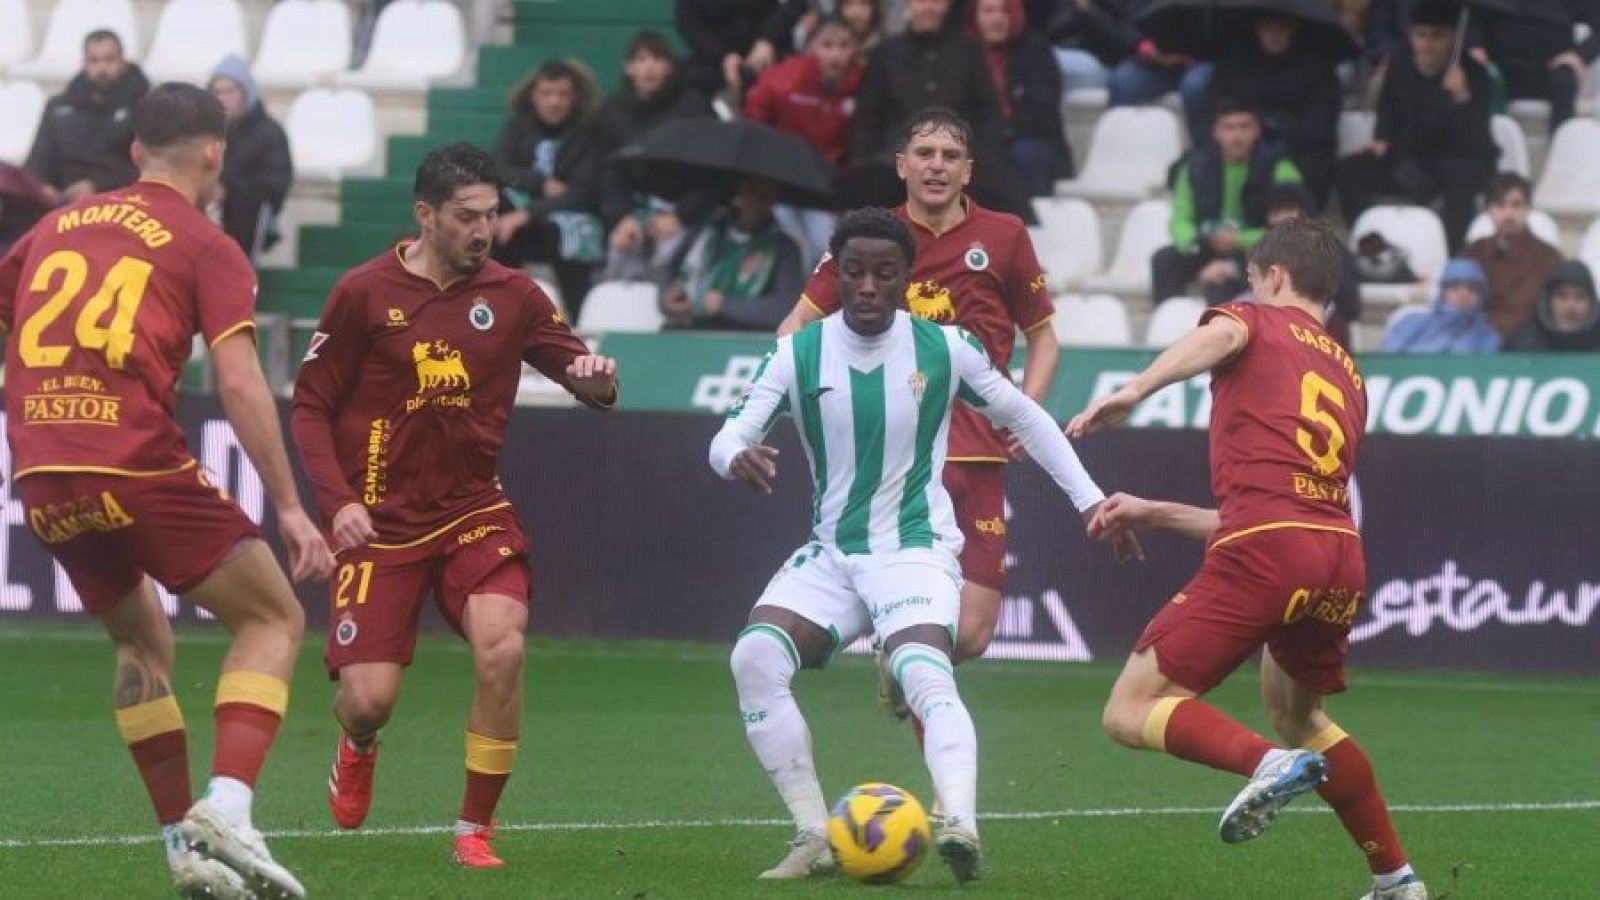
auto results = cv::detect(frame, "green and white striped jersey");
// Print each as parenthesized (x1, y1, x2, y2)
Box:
(710, 311, 1105, 555)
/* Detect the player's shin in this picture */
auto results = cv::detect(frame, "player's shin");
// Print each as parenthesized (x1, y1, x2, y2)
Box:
(1142, 697, 1278, 777)
(1306, 724, 1411, 878)
(460, 731, 518, 831)
(207, 670, 291, 828)
(730, 626, 828, 833)
(116, 689, 192, 828)
(889, 644, 977, 831)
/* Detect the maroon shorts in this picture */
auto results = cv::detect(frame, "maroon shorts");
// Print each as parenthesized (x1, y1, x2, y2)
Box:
(324, 505, 531, 677)
(943, 462, 1007, 591)
(17, 467, 262, 615)
(1135, 526, 1365, 696)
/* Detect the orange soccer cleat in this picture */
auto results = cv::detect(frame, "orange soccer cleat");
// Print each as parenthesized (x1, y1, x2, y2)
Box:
(452, 824, 505, 869)
(327, 737, 378, 830)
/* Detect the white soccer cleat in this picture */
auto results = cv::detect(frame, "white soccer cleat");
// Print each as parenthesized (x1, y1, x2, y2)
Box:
(1218, 749, 1329, 844)
(179, 801, 306, 900)
(935, 820, 982, 883)
(1360, 876, 1429, 899)
(167, 829, 251, 899)
(874, 643, 910, 720)
(758, 829, 835, 880)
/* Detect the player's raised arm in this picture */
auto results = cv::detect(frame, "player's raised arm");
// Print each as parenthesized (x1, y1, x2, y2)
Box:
(709, 340, 794, 494)
(520, 281, 618, 408)
(1066, 312, 1248, 438)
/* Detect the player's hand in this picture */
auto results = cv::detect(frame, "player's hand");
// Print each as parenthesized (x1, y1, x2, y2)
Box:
(1442, 65, 1469, 101)
(280, 508, 337, 581)
(703, 290, 725, 316)
(1551, 51, 1586, 81)
(566, 354, 618, 400)
(332, 503, 378, 552)
(1001, 429, 1026, 459)
(1066, 386, 1139, 438)
(1084, 495, 1148, 563)
(730, 444, 780, 494)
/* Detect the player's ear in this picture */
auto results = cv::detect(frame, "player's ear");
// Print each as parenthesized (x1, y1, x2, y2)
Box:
(413, 199, 433, 231)
(130, 139, 146, 169)
(894, 151, 908, 182)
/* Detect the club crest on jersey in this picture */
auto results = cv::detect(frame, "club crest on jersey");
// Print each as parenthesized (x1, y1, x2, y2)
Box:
(908, 371, 928, 402)
(335, 615, 358, 647)
(469, 298, 494, 331)
(964, 243, 989, 272)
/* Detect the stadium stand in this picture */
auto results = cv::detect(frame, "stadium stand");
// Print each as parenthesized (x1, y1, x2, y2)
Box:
(285, 87, 378, 181)
(1348, 205, 1449, 309)
(1052, 294, 1132, 348)
(1056, 105, 1183, 203)
(0, 0, 34, 67)
(1490, 114, 1531, 178)
(575, 281, 664, 333)
(1030, 197, 1102, 292)
(252, 1, 353, 89)
(0, 79, 47, 164)
(140, 0, 247, 85)
(1143, 296, 1206, 348)
(337, 0, 467, 91)
(1466, 209, 1561, 247)
(9, 0, 139, 79)
(1534, 118, 1600, 223)
(1080, 198, 1171, 299)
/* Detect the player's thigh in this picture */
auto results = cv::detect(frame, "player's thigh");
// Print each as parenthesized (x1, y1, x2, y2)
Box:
(944, 462, 1008, 591)
(15, 474, 149, 617)
(436, 510, 532, 645)
(853, 548, 962, 652)
(1258, 650, 1331, 747)
(1262, 531, 1366, 714)
(749, 543, 864, 668)
(186, 539, 301, 630)
(99, 578, 175, 670)
(324, 544, 433, 677)
(119, 468, 272, 608)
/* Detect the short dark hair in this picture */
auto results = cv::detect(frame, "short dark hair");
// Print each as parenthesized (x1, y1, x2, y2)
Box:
(83, 29, 122, 53)
(1264, 183, 1318, 219)
(896, 107, 971, 154)
(1485, 172, 1532, 206)
(414, 142, 501, 206)
(809, 15, 856, 43)
(830, 207, 916, 268)
(626, 29, 674, 62)
(1212, 95, 1259, 122)
(1249, 218, 1345, 303)
(134, 84, 226, 149)
(1411, 0, 1459, 28)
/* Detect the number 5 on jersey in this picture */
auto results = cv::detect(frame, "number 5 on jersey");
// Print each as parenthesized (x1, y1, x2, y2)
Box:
(1296, 371, 1347, 477)
(20, 250, 152, 370)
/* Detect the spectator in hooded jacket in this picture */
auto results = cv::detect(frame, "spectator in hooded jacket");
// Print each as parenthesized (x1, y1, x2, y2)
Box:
(657, 177, 805, 331)
(208, 55, 292, 261)
(1463, 173, 1564, 339)
(676, 0, 804, 100)
(1045, 0, 1139, 92)
(1479, 0, 1598, 128)
(25, 30, 148, 204)
(491, 58, 606, 318)
(1507, 261, 1600, 353)
(1336, 0, 1495, 254)
(1381, 258, 1501, 354)
(968, 0, 1070, 197)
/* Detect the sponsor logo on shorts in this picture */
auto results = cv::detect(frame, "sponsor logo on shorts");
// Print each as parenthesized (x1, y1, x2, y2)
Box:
(1283, 587, 1362, 627)
(457, 524, 507, 546)
(973, 516, 1006, 536)
(874, 595, 933, 621)
(28, 491, 135, 544)
(335, 615, 359, 647)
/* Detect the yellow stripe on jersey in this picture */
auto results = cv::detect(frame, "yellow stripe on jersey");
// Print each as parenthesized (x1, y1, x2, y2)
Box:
(208, 320, 258, 348)
(1208, 521, 1360, 552)
(365, 501, 513, 551)
(1021, 313, 1055, 334)
(801, 293, 826, 316)
(13, 458, 199, 481)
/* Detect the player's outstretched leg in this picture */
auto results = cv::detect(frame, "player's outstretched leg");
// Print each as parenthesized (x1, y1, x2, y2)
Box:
(179, 540, 307, 900)
(1260, 654, 1425, 899)
(886, 632, 981, 884)
(328, 662, 399, 830)
(101, 580, 250, 899)
(730, 613, 836, 880)
(453, 591, 528, 869)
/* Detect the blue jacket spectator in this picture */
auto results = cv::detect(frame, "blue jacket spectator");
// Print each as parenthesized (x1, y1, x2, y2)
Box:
(1381, 258, 1501, 355)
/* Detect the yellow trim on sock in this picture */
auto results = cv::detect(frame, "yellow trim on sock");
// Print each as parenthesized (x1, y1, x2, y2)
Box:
(1303, 723, 1350, 755)
(215, 671, 289, 716)
(115, 695, 185, 744)
(1142, 697, 1187, 752)
(465, 732, 518, 775)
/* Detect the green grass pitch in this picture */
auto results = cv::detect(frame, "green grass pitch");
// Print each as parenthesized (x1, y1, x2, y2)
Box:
(1, 623, 1596, 898)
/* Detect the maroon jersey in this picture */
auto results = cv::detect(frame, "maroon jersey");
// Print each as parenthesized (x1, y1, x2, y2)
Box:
(0, 180, 257, 479)
(1202, 302, 1368, 546)
(801, 199, 1053, 460)
(290, 248, 607, 543)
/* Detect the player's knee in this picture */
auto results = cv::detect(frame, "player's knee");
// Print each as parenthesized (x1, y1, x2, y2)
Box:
(729, 633, 790, 693)
(471, 631, 525, 685)
(1100, 697, 1145, 749)
(338, 681, 398, 731)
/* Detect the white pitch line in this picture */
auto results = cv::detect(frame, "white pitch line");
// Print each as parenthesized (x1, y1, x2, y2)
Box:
(4, 801, 1596, 851)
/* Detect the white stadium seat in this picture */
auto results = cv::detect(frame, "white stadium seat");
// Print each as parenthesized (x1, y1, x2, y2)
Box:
(1490, 114, 1530, 177)
(0, 0, 33, 68)
(1057, 106, 1182, 202)
(1464, 210, 1560, 246)
(577, 282, 664, 333)
(1080, 199, 1171, 296)
(253, 0, 352, 89)
(1534, 118, 1600, 219)
(1348, 205, 1447, 307)
(1030, 197, 1102, 292)
(141, 0, 248, 85)
(338, 0, 466, 90)
(1337, 110, 1376, 156)
(285, 88, 377, 181)
(1580, 219, 1600, 274)
(1144, 297, 1206, 348)
(9, 0, 139, 79)
(0, 80, 47, 164)
(1053, 294, 1132, 347)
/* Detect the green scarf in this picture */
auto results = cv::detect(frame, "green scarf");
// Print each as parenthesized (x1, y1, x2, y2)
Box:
(684, 222, 779, 315)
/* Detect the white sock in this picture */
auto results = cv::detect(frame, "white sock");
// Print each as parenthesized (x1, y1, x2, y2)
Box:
(454, 819, 483, 838)
(730, 627, 828, 833)
(1254, 748, 1294, 778)
(1374, 864, 1416, 890)
(161, 824, 186, 867)
(889, 643, 977, 833)
(202, 776, 254, 829)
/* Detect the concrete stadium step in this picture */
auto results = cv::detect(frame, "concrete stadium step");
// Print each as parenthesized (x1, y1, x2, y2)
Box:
(298, 224, 416, 269)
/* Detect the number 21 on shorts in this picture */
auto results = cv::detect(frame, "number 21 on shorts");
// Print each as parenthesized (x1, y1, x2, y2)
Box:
(335, 561, 374, 608)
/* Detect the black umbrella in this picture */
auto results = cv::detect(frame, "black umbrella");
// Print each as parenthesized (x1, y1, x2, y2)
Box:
(612, 118, 837, 210)
(1137, 0, 1361, 62)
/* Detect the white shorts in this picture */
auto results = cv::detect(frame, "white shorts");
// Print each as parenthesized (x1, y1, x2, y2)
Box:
(753, 542, 963, 660)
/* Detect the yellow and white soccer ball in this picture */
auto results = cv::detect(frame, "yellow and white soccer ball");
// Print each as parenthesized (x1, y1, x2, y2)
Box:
(826, 782, 932, 883)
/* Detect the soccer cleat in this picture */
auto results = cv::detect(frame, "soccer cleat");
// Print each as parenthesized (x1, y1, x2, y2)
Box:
(167, 829, 251, 899)
(1218, 749, 1329, 844)
(179, 801, 305, 900)
(327, 736, 379, 830)
(1360, 876, 1429, 899)
(935, 820, 983, 884)
(452, 824, 506, 869)
(874, 643, 910, 720)
(758, 829, 834, 880)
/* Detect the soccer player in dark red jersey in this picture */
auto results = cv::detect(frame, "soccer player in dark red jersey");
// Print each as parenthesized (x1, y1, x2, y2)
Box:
(1069, 219, 1426, 900)
(291, 143, 619, 869)
(0, 84, 335, 900)
(778, 107, 1059, 709)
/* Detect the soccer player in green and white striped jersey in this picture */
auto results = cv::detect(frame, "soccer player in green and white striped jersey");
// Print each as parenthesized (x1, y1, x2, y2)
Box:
(710, 208, 1137, 883)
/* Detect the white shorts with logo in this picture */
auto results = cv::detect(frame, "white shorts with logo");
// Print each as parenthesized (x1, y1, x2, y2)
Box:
(753, 542, 963, 655)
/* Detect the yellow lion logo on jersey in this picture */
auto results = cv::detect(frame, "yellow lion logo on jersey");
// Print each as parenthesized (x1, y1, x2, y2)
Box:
(412, 340, 471, 393)
(906, 280, 955, 323)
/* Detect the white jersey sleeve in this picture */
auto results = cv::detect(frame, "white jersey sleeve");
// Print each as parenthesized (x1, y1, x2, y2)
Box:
(709, 340, 796, 479)
(949, 328, 1106, 512)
